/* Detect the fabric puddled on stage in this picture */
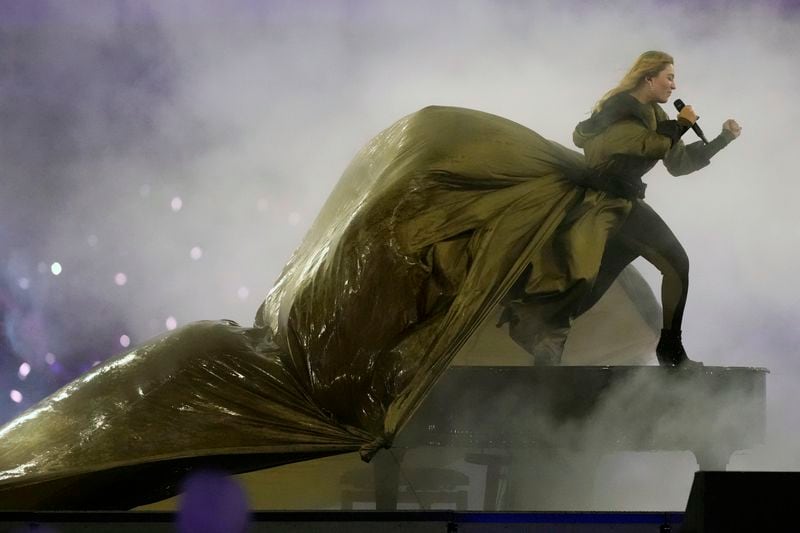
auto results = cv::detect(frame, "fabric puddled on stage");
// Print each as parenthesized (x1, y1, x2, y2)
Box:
(0, 106, 660, 509)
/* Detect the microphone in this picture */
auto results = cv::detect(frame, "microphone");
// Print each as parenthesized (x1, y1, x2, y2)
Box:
(673, 99, 709, 145)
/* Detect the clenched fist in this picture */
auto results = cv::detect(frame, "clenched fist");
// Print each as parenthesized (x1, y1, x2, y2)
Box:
(722, 119, 742, 139)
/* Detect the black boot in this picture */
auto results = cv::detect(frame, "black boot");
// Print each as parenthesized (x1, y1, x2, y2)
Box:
(656, 329, 703, 368)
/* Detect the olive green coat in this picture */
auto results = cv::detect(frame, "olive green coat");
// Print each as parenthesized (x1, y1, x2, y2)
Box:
(0, 104, 730, 509)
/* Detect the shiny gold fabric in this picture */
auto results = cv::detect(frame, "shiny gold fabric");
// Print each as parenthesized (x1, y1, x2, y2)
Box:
(0, 106, 638, 509)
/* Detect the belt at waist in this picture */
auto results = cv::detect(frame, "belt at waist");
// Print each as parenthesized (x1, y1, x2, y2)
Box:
(567, 170, 647, 200)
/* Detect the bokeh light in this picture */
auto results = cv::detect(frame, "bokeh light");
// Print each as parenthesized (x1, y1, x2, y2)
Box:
(18, 362, 31, 379)
(18, 277, 30, 290)
(171, 196, 183, 212)
(50, 262, 62, 276)
(166, 316, 178, 330)
(190, 247, 203, 260)
(120, 335, 131, 348)
(114, 272, 128, 286)
(237, 286, 250, 300)
(10, 390, 23, 404)
(177, 470, 250, 533)
(45, 353, 56, 365)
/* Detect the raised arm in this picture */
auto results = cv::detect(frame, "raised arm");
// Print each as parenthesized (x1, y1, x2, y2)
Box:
(656, 102, 741, 176)
(663, 126, 739, 176)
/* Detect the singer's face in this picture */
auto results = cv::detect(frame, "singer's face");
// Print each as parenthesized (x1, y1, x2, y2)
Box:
(650, 64, 676, 104)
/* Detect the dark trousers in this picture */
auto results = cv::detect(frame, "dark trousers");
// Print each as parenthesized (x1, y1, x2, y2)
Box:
(576, 200, 689, 331)
(505, 200, 689, 363)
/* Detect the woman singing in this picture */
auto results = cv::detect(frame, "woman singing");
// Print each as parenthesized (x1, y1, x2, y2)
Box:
(569, 50, 742, 366)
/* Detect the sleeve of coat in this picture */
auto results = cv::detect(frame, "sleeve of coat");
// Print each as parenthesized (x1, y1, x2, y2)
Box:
(596, 119, 674, 160)
(654, 102, 737, 176)
(663, 130, 737, 176)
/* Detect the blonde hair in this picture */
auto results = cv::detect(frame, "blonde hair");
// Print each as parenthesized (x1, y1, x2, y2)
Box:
(592, 51, 674, 113)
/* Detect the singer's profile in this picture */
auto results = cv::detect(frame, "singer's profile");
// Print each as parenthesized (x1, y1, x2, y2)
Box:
(503, 50, 741, 367)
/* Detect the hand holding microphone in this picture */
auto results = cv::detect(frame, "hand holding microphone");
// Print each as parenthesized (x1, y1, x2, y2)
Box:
(674, 99, 708, 144)
(676, 104, 698, 125)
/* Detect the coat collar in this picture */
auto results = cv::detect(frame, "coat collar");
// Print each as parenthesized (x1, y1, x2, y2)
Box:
(573, 93, 655, 147)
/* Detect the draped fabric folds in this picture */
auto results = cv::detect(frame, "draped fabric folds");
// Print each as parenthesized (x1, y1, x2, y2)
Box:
(0, 106, 640, 509)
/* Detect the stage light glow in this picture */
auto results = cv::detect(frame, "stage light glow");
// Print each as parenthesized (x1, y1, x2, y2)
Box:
(120, 335, 131, 348)
(171, 196, 183, 212)
(18, 363, 31, 379)
(10, 390, 22, 403)
(18, 278, 30, 290)
(237, 286, 250, 300)
(190, 246, 203, 260)
(288, 212, 301, 226)
(45, 353, 56, 365)
(114, 272, 128, 286)
(166, 316, 178, 330)
(87, 235, 98, 247)
(51, 262, 62, 275)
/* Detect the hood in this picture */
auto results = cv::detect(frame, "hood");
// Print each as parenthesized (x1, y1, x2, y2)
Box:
(573, 92, 652, 149)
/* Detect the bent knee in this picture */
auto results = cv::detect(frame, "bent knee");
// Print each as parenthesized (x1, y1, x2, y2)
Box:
(660, 255, 689, 287)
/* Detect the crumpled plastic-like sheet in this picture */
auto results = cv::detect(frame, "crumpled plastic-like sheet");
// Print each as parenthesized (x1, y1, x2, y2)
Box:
(0, 106, 638, 509)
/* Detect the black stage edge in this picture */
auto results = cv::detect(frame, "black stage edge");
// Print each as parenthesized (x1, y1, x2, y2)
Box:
(682, 471, 800, 533)
(0, 510, 683, 532)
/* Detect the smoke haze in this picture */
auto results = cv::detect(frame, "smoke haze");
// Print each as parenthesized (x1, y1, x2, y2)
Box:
(1, 0, 798, 510)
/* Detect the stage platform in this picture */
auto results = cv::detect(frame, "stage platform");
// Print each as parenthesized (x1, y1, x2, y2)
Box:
(0, 510, 683, 532)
